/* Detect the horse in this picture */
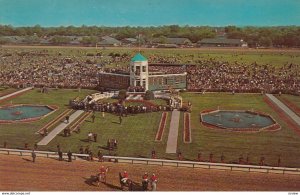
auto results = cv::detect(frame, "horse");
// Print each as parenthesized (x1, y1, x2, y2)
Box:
(142, 179, 149, 191)
(96, 167, 109, 186)
(119, 172, 133, 191)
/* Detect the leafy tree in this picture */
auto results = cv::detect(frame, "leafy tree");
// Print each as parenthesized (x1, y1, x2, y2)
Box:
(50, 36, 71, 45)
(258, 36, 272, 47)
(0, 24, 300, 47)
(0, 37, 9, 44)
(118, 89, 127, 100)
(144, 90, 154, 100)
(80, 36, 98, 45)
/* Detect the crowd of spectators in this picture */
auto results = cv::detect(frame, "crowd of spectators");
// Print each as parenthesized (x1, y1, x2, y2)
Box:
(0, 49, 299, 94)
(69, 99, 173, 114)
(0, 50, 102, 89)
(148, 54, 181, 64)
(186, 59, 299, 93)
(149, 65, 186, 74)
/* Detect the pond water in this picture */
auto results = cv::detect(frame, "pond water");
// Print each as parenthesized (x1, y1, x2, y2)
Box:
(202, 110, 275, 129)
(0, 105, 53, 121)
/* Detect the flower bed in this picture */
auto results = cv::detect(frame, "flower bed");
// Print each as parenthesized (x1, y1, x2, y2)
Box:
(155, 112, 168, 141)
(125, 99, 158, 108)
(37, 109, 71, 134)
(201, 109, 218, 114)
(279, 97, 300, 117)
(264, 123, 281, 131)
(183, 112, 191, 143)
(70, 111, 91, 132)
(0, 117, 40, 124)
(263, 96, 300, 136)
(0, 89, 30, 104)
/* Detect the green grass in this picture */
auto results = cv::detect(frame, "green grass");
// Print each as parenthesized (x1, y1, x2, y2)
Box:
(280, 94, 300, 107)
(2, 47, 300, 68)
(178, 92, 300, 167)
(0, 87, 19, 97)
(44, 111, 170, 158)
(1, 45, 300, 167)
(0, 88, 97, 149)
(1, 88, 300, 167)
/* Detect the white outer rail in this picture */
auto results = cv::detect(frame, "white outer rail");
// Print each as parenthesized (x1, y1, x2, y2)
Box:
(0, 148, 299, 175)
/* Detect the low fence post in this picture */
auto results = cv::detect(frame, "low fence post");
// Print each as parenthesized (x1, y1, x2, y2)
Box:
(7, 151, 9, 155)
(46, 153, 49, 158)
(20, 151, 22, 156)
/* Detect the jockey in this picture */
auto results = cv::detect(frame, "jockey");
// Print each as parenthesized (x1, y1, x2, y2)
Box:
(99, 165, 106, 175)
(142, 172, 149, 191)
(142, 172, 148, 182)
(121, 171, 129, 183)
(150, 173, 158, 183)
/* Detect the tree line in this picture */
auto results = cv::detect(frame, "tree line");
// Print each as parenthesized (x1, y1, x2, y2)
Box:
(0, 25, 299, 47)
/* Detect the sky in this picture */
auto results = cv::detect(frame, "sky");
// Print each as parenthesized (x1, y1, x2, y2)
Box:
(0, 0, 299, 27)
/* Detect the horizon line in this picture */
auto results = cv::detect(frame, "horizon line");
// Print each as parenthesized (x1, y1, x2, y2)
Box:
(1, 24, 300, 28)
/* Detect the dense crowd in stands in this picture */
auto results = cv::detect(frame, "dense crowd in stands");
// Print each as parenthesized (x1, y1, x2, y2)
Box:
(148, 55, 181, 64)
(186, 60, 299, 93)
(0, 50, 299, 93)
(0, 50, 102, 89)
(149, 65, 186, 74)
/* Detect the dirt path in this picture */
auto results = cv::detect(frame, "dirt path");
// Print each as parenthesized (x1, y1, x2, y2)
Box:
(0, 154, 299, 191)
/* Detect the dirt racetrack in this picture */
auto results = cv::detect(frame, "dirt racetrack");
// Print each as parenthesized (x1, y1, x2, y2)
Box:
(0, 154, 299, 191)
(2, 44, 300, 53)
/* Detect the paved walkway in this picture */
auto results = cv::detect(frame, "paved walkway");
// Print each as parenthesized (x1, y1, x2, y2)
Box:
(266, 94, 300, 126)
(0, 87, 33, 101)
(166, 110, 180, 153)
(38, 110, 84, 145)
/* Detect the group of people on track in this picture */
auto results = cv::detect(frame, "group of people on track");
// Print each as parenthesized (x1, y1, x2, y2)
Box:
(97, 165, 158, 191)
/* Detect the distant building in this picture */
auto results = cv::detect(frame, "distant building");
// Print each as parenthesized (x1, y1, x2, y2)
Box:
(98, 53, 187, 91)
(68, 36, 82, 45)
(122, 38, 138, 45)
(152, 37, 192, 46)
(98, 36, 121, 46)
(156, 44, 178, 48)
(1, 36, 25, 44)
(197, 38, 248, 47)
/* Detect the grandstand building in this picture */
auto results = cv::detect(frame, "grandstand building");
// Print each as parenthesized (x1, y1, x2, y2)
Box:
(197, 38, 248, 47)
(98, 53, 187, 91)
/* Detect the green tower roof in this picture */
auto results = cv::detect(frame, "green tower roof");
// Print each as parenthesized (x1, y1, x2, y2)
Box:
(131, 53, 147, 62)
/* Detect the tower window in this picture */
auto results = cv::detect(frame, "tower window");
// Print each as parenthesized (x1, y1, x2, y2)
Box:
(135, 66, 140, 75)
